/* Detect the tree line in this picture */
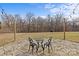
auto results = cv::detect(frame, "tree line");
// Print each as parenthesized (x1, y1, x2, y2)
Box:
(0, 12, 79, 33)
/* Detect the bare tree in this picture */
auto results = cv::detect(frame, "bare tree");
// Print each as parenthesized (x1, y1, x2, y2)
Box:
(25, 13, 34, 32)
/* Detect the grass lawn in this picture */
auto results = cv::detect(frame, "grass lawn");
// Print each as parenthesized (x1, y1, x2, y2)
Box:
(0, 32, 79, 46)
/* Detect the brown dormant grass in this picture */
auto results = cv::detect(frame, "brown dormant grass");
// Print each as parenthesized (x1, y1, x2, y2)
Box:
(0, 32, 79, 46)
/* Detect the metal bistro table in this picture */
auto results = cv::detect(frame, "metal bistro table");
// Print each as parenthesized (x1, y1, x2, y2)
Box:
(35, 38, 44, 48)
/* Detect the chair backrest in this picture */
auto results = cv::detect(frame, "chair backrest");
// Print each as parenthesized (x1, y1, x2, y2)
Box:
(48, 37, 52, 42)
(41, 40, 44, 44)
(28, 37, 33, 44)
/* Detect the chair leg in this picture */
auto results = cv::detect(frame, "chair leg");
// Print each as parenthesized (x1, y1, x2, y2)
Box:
(36, 47, 38, 55)
(36, 47, 38, 53)
(43, 47, 44, 55)
(48, 46, 50, 53)
(28, 45, 30, 52)
(32, 46, 34, 55)
(50, 45, 53, 51)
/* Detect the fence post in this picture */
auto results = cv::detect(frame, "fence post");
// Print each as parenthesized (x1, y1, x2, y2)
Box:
(63, 18, 66, 40)
(14, 18, 16, 42)
(12, 18, 16, 56)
